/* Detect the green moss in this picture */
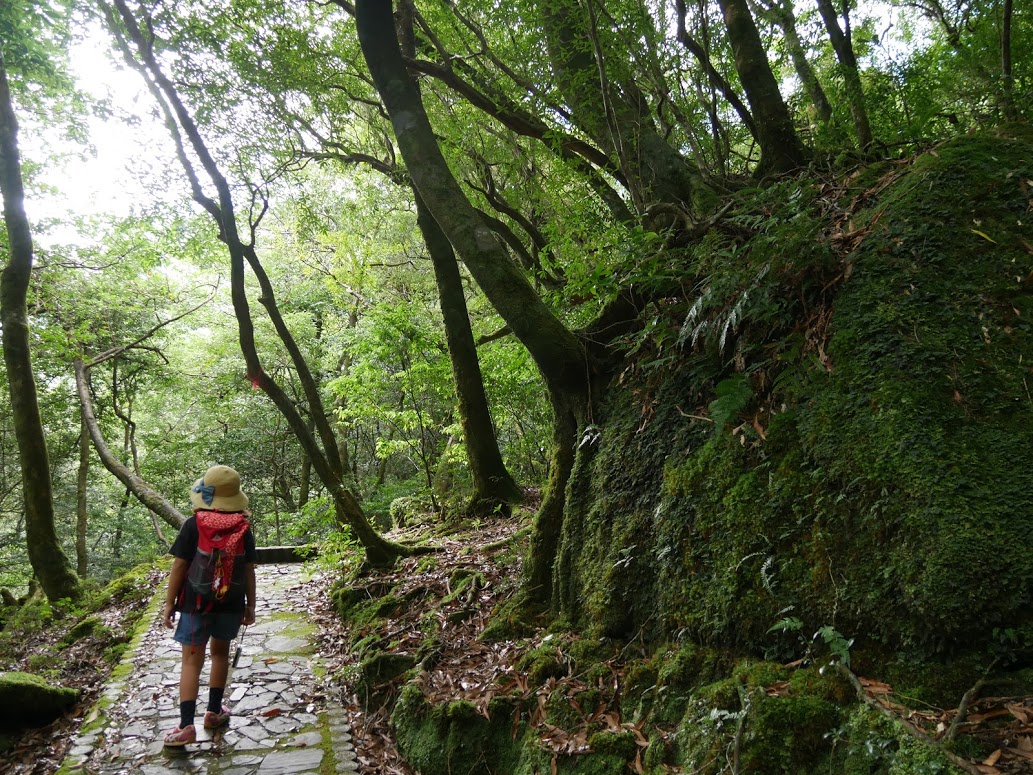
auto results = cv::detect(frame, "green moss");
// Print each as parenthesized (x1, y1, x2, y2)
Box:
(788, 666, 853, 705)
(587, 730, 637, 759)
(739, 693, 841, 773)
(515, 642, 568, 686)
(354, 652, 417, 710)
(733, 659, 790, 689)
(481, 593, 544, 642)
(552, 131, 1033, 672)
(392, 682, 532, 775)
(0, 672, 79, 728)
(60, 615, 108, 647)
(836, 704, 967, 774)
(102, 562, 160, 605)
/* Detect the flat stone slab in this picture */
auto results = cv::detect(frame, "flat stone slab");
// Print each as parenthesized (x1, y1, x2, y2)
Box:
(257, 748, 324, 773)
(266, 636, 310, 653)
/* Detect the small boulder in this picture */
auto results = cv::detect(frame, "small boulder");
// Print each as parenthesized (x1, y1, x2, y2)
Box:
(0, 672, 79, 728)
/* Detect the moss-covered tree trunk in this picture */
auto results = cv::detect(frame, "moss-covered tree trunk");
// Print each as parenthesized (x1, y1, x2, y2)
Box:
(540, 0, 705, 212)
(0, 55, 80, 602)
(816, 0, 872, 149)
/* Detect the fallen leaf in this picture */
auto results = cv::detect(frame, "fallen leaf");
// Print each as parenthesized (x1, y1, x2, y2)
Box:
(261, 708, 283, 718)
(983, 749, 1003, 766)
(1007, 704, 1031, 724)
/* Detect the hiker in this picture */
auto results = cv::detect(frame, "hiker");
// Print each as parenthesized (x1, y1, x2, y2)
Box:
(160, 464, 258, 747)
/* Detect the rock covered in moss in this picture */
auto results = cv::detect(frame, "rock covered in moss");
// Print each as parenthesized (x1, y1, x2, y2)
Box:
(0, 672, 79, 728)
(555, 130, 1033, 664)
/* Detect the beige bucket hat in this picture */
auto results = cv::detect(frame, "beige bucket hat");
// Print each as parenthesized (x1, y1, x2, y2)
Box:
(189, 465, 249, 512)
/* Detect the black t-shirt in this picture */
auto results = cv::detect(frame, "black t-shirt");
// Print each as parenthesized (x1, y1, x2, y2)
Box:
(170, 514, 258, 613)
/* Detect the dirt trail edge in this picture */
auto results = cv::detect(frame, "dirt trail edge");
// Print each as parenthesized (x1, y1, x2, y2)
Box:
(59, 563, 360, 775)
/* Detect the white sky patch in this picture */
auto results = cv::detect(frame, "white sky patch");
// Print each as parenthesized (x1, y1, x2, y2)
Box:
(28, 22, 188, 245)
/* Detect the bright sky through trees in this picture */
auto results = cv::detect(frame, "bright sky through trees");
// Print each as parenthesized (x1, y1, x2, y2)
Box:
(27, 23, 185, 243)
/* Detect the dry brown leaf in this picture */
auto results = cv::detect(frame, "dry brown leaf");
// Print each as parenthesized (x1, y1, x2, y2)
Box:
(260, 707, 283, 718)
(766, 681, 790, 697)
(1007, 704, 1031, 724)
(1008, 746, 1033, 762)
(983, 749, 1003, 766)
(859, 677, 893, 694)
(1018, 736, 1033, 752)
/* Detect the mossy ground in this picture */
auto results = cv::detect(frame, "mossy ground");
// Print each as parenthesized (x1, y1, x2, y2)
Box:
(321, 516, 1033, 775)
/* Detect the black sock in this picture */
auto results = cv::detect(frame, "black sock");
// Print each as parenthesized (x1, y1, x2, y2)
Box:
(179, 699, 196, 729)
(208, 686, 225, 714)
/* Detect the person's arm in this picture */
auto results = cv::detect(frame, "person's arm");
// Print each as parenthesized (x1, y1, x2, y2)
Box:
(162, 558, 189, 629)
(242, 563, 257, 625)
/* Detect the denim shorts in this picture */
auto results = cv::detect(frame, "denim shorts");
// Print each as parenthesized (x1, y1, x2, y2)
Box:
(173, 611, 243, 646)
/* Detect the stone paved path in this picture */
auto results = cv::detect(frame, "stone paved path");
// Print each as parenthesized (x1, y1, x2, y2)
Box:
(60, 564, 359, 775)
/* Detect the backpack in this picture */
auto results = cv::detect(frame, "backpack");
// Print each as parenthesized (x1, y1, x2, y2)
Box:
(184, 511, 249, 611)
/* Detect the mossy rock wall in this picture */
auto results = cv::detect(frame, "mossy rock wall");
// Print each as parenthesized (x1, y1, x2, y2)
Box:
(556, 131, 1033, 661)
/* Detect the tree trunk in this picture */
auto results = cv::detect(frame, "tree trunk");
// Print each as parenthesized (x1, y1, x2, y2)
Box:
(674, 0, 758, 140)
(816, 0, 873, 149)
(74, 359, 187, 529)
(523, 393, 583, 604)
(76, 420, 89, 577)
(540, 0, 706, 213)
(105, 0, 408, 567)
(415, 190, 523, 512)
(0, 54, 81, 602)
(356, 0, 589, 590)
(1001, 0, 1016, 120)
(716, 0, 807, 173)
(356, 0, 587, 402)
(759, 0, 833, 125)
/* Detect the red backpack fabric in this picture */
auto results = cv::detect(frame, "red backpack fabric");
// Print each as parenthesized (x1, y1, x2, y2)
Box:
(183, 510, 250, 612)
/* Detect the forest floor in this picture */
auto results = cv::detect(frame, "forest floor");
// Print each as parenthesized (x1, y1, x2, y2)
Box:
(309, 511, 536, 774)
(0, 565, 164, 774)
(310, 509, 1033, 775)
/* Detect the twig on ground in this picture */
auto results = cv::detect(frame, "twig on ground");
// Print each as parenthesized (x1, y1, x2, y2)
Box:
(944, 658, 999, 744)
(836, 664, 983, 775)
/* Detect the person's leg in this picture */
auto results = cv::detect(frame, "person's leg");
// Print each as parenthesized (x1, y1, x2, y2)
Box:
(203, 612, 241, 728)
(207, 637, 230, 712)
(165, 612, 209, 744)
(179, 643, 206, 726)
